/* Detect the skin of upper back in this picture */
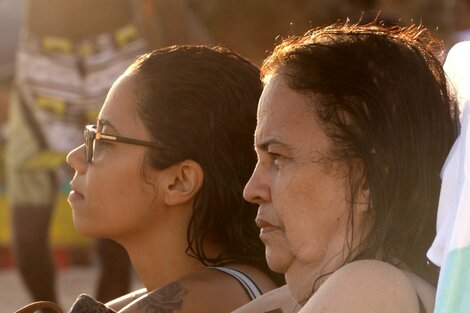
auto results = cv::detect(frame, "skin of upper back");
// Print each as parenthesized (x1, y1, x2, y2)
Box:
(299, 260, 435, 313)
(232, 260, 436, 313)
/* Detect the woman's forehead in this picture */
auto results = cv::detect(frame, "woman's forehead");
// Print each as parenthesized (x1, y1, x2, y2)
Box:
(256, 77, 329, 153)
(258, 77, 317, 129)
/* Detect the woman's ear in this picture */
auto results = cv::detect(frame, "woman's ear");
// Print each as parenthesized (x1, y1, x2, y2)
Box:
(162, 160, 204, 206)
(356, 185, 370, 214)
(355, 173, 370, 214)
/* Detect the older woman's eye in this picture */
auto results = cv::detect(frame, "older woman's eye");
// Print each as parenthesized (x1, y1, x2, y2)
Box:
(269, 152, 284, 168)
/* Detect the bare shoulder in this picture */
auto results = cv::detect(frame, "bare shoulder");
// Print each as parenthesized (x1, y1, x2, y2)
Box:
(299, 260, 429, 313)
(232, 285, 299, 313)
(118, 281, 189, 313)
(119, 266, 277, 313)
(106, 288, 147, 311)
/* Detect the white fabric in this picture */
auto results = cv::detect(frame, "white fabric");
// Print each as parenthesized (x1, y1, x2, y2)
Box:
(444, 41, 470, 113)
(427, 41, 470, 313)
(427, 41, 470, 266)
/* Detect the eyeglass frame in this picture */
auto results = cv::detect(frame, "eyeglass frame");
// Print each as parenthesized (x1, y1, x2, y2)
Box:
(84, 124, 170, 163)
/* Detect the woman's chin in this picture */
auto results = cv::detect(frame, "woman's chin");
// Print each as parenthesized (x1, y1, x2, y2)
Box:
(72, 219, 101, 239)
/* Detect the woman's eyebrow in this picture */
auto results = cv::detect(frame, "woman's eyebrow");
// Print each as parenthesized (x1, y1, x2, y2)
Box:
(256, 137, 292, 152)
(97, 118, 119, 133)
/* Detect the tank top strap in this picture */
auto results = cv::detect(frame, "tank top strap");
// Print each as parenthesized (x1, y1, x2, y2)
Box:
(209, 266, 263, 300)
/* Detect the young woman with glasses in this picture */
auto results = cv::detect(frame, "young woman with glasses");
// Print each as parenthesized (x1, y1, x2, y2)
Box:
(66, 46, 282, 312)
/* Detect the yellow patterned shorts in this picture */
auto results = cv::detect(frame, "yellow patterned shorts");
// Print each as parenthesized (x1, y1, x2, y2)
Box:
(5, 90, 59, 207)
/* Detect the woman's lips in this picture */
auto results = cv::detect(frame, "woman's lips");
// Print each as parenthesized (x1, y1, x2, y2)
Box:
(256, 218, 278, 235)
(68, 190, 84, 203)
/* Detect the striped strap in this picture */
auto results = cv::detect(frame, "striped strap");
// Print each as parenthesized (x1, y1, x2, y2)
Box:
(209, 267, 263, 300)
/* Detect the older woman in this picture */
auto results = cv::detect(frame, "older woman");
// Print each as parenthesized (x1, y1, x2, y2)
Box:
(237, 22, 459, 313)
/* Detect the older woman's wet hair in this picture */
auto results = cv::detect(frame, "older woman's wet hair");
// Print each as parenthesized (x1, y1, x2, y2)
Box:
(261, 22, 459, 285)
(127, 45, 282, 284)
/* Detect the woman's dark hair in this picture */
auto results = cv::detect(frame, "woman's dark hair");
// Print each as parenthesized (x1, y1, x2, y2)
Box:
(128, 45, 282, 284)
(261, 22, 459, 286)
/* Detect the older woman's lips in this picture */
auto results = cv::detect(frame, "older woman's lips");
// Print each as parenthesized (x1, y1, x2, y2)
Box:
(256, 218, 277, 235)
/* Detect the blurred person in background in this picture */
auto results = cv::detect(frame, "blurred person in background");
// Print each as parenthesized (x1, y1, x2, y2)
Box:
(0, 0, 23, 173)
(139, 0, 213, 48)
(6, 0, 147, 307)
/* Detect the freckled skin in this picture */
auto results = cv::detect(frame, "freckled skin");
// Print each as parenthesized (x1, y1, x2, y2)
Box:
(244, 77, 370, 302)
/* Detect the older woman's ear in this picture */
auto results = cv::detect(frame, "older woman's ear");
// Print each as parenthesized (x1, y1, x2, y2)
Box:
(356, 186, 370, 214)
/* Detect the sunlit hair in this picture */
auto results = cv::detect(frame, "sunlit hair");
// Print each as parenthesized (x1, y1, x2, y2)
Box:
(261, 22, 459, 286)
(128, 45, 282, 284)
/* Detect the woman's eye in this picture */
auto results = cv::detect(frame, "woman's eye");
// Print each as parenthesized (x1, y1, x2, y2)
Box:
(269, 152, 284, 168)
(96, 139, 110, 146)
(93, 139, 111, 157)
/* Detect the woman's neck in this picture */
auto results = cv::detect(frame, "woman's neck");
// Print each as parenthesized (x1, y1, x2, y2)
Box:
(129, 243, 203, 291)
(119, 228, 226, 291)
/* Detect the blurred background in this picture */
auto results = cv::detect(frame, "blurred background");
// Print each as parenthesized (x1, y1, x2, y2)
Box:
(0, 0, 469, 311)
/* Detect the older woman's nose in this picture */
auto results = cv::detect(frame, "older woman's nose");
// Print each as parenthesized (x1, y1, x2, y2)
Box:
(243, 162, 270, 205)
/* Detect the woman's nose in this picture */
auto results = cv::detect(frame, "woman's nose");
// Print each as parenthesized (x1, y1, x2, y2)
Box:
(243, 162, 270, 205)
(66, 144, 87, 174)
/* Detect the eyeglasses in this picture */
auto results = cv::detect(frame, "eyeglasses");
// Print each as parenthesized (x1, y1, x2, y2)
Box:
(84, 124, 169, 163)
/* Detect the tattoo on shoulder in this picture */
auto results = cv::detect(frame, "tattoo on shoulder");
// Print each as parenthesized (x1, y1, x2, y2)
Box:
(137, 282, 188, 313)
